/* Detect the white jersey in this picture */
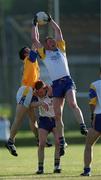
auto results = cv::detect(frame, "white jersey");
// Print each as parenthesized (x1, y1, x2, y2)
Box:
(38, 40, 70, 81)
(38, 94, 55, 117)
(43, 49, 70, 81)
(91, 80, 101, 114)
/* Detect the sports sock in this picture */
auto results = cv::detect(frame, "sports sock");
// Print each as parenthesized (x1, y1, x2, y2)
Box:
(84, 167, 91, 173)
(8, 138, 14, 144)
(38, 162, 44, 171)
(59, 137, 65, 146)
(54, 158, 60, 169)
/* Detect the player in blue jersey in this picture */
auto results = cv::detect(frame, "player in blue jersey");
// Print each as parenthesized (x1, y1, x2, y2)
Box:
(32, 13, 88, 156)
(81, 68, 101, 176)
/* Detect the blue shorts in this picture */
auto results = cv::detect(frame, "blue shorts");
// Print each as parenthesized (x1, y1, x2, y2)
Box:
(38, 116, 56, 133)
(52, 76, 76, 97)
(93, 114, 101, 133)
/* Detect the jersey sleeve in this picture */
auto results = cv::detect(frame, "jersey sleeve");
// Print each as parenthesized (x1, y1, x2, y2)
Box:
(37, 47, 46, 60)
(29, 50, 38, 62)
(89, 84, 97, 105)
(56, 40, 66, 52)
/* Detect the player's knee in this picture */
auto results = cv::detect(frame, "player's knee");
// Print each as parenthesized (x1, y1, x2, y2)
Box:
(39, 141, 46, 148)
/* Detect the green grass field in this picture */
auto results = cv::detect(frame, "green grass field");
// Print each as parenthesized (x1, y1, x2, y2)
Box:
(0, 131, 101, 180)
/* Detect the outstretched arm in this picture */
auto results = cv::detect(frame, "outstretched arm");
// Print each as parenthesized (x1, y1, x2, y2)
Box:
(31, 25, 42, 49)
(49, 18, 63, 41)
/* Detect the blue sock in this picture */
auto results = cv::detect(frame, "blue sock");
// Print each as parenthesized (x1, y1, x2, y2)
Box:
(38, 162, 43, 171)
(59, 137, 65, 146)
(84, 167, 91, 173)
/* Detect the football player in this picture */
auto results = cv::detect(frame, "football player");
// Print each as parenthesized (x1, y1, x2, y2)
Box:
(81, 68, 101, 176)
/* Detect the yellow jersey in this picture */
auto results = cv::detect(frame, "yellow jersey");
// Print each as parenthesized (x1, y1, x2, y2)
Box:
(21, 56, 40, 88)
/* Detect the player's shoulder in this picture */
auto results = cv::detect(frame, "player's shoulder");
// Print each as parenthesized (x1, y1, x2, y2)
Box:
(56, 40, 66, 52)
(37, 47, 46, 59)
(56, 39, 65, 45)
(91, 79, 101, 87)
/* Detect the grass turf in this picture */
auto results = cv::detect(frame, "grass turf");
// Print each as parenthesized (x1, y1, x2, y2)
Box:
(0, 131, 101, 180)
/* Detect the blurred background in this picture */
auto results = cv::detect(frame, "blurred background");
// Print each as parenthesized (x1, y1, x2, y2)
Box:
(0, 0, 100, 131)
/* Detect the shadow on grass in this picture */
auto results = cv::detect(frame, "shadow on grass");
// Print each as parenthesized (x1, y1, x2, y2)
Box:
(0, 136, 101, 147)
(16, 136, 87, 146)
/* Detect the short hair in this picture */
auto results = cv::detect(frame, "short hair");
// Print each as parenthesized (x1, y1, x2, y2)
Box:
(19, 47, 27, 60)
(45, 36, 53, 43)
(35, 80, 46, 90)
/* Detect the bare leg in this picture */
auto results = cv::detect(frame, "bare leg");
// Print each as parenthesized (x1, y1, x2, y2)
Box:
(84, 128, 100, 168)
(52, 128, 61, 173)
(37, 128, 48, 173)
(28, 107, 38, 140)
(80, 128, 101, 176)
(10, 104, 27, 141)
(53, 97, 66, 156)
(53, 97, 64, 137)
(65, 89, 84, 124)
(52, 128, 60, 160)
(6, 104, 27, 156)
(38, 128, 48, 163)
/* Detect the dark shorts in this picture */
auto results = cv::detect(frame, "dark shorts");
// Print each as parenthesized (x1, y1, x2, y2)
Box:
(52, 76, 76, 97)
(38, 116, 56, 133)
(93, 114, 101, 133)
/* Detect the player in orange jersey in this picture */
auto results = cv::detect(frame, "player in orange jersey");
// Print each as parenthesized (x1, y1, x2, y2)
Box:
(6, 45, 52, 156)
(5, 46, 40, 156)
(6, 46, 52, 157)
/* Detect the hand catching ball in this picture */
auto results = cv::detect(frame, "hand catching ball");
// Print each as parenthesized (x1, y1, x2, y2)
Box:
(36, 11, 50, 25)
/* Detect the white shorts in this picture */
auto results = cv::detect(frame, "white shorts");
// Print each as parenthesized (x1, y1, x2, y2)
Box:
(16, 86, 33, 108)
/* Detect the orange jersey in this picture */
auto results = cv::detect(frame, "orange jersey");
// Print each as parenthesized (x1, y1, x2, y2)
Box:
(21, 56, 40, 88)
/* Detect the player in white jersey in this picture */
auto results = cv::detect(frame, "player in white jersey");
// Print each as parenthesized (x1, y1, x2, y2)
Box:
(31, 80, 61, 174)
(81, 68, 101, 176)
(32, 13, 87, 156)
